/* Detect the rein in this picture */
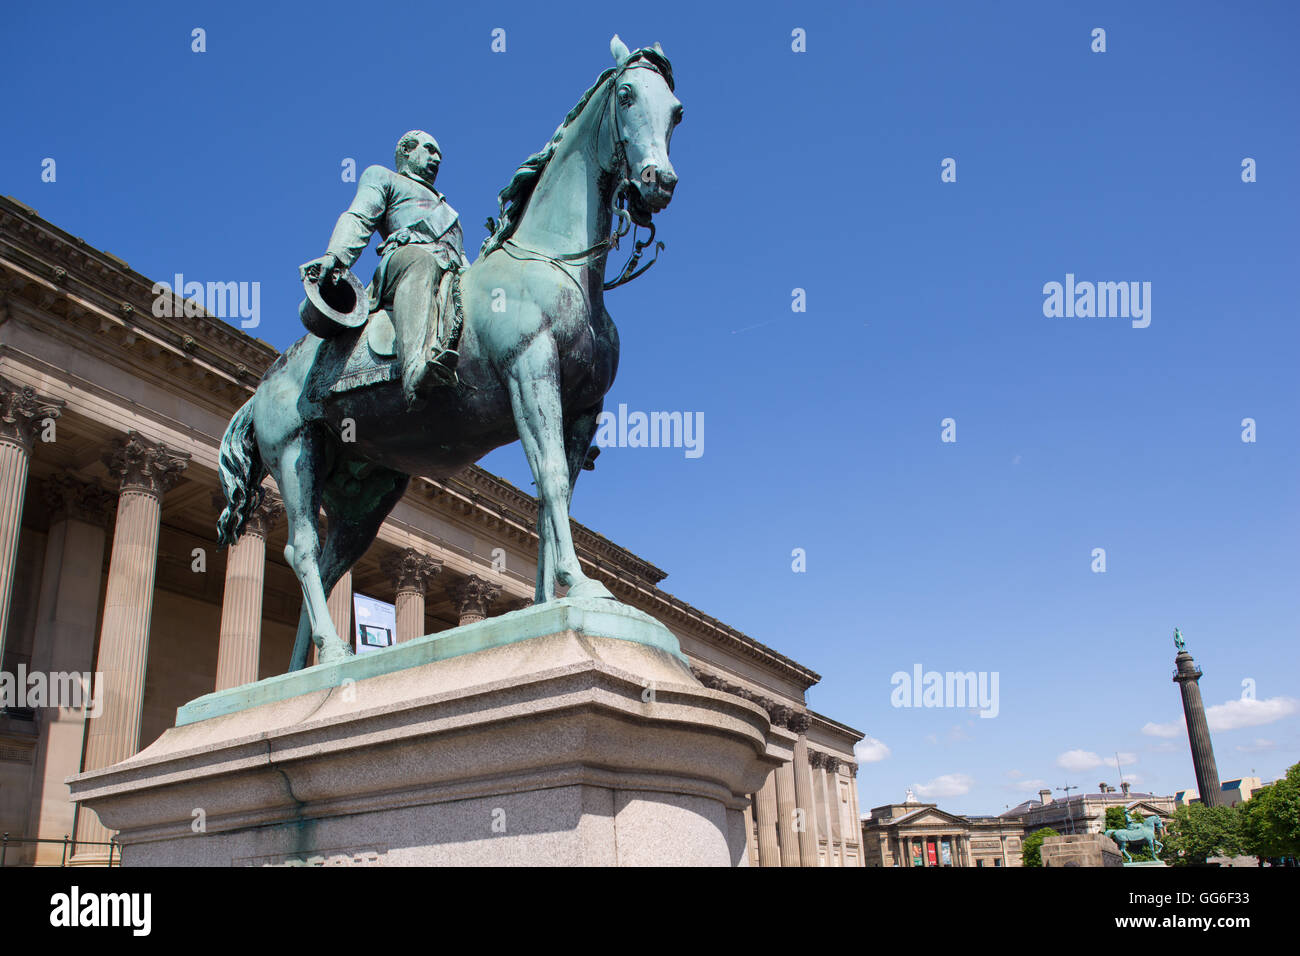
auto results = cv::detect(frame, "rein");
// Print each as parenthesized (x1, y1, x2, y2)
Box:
(493, 59, 667, 293)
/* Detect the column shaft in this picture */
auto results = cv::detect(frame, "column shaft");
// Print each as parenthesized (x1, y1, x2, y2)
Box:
(215, 529, 267, 689)
(792, 733, 820, 866)
(74, 432, 187, 860)
(75, 486, 163, 851)
(0, 438, 31, 663)
(394, 588, 425, 643)
(774, 760, 801, 867)
(25, 504, 108, 864)
(754, 770, 782, 866)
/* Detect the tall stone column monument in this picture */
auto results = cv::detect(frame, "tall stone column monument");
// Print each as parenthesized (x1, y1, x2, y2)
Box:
(1171, 628, 1224, 807)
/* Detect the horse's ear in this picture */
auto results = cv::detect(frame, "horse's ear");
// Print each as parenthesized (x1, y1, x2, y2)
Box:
(610, 35, 632, 65)
(652, 41, 665, 56)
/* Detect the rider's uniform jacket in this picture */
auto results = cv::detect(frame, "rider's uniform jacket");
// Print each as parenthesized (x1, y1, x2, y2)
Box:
(326, 165, 470, 275)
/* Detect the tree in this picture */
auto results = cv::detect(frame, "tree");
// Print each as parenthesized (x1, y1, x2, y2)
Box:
(1104, 806, 1126, 830)
(1240, 763, 1300, 861)
(1161, 804, 1242, 865)
(1022, 827, 1058, 867)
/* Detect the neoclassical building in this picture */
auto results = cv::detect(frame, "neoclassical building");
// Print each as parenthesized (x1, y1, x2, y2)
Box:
(1004, 785, 1175, 837)
(0, 195, 864, 866)
(862, 793, 1026, 867)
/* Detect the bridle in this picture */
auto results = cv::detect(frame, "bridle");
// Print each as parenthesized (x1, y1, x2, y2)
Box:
(502, 57, 669, 292)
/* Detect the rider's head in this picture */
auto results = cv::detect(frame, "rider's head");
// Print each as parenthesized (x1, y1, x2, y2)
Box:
(396, 130, 441, 187)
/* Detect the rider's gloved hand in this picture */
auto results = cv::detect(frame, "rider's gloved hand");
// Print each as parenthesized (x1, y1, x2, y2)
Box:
(299, 253, 339, 283)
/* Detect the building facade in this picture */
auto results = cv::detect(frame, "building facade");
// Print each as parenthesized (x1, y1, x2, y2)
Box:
(0, 196, 864, 866)
(862, 794, 1026, 867)
(1006, 785, 1175, 837)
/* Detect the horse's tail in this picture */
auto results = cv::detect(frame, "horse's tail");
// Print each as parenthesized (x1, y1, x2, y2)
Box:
(216, 398, 266, 547)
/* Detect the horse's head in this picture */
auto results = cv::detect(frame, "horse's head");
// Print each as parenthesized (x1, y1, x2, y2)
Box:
(606, 36, 682, 224)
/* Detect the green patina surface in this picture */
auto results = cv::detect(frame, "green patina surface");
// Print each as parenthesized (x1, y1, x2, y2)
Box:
(175, 597, 686, 727)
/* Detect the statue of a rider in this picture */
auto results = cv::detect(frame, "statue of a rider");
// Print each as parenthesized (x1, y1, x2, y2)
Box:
(300, 130, 468, 406)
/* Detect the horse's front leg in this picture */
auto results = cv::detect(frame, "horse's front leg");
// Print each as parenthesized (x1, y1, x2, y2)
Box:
(506, 338, 613, 603)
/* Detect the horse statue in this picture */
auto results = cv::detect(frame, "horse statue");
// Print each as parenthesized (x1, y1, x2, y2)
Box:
(215, 36, 682, 671)
(1104, 811, 1165, 863)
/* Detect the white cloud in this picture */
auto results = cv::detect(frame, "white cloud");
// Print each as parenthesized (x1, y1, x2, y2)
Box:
(1143, 695, 1299, 738)
(854, 736, 891, 764)
(1057, 750, 1137, 773)
(1002, 777, 1048, 792)
(1142, 718, 1184, 738)
(1208, 696, 1299, 732)
(1057, 749, 1103, 772)
(1235, 738, 1277, 754)
(1006, 769, 1024, 779)
(914, 773, 974, 799)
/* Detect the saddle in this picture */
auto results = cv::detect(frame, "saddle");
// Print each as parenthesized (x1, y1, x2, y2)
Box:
(325, 269, 460, 396)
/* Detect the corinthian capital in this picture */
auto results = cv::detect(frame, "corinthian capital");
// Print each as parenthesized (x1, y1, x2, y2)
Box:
(103, 431, 190, 496)
(43, 473, 115, 527)
(382, 547, 444, 593)
(452, 574, 501, 619)
(0, 376, 64, 450)
(787, 711, 811, 735)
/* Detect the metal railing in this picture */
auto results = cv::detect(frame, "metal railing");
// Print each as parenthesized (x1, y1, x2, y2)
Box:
(0, 833, 120, 867)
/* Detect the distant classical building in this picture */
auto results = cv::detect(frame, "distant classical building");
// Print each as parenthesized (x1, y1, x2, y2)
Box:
(0, 196, 865, 866)
(861, 791, 1026, 867)
(1005, 784, 1175, 837)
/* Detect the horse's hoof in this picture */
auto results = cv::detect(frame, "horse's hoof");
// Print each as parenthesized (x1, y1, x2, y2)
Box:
(318, 640, 353, 664)
(566, 578, 615, 601)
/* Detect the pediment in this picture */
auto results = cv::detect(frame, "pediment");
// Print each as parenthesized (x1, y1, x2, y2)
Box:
(894, 808, 966, 828)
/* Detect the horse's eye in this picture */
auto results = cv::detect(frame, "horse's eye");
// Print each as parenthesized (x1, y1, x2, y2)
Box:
(618, 86, 634, 106)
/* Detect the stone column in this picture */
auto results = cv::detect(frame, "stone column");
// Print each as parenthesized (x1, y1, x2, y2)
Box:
(214, 494, 282, 690)
(74, 432, 188, 859)
(452, 574, 500, 627)
(823, 755, 843, 867)
(844, 761, 863, 865)
(381, 548, 443, 643)
(758, 700, 801, 867)
(741, 801, 757, 867)
(790, 713, 820, 866)
(0, 377, 63, 666)
(754, 770, 782, 867)
(810, 751, 830, 865)
(24, 474, 112, 864)
(1174, 645, 1225, 807)
(328, 571, 353, 645)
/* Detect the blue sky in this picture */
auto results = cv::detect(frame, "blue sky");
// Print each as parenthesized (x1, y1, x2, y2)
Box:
(4, 1, 1297, 815)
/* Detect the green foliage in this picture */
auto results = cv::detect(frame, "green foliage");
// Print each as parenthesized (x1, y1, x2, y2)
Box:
(1021, 827, 1058, 867)
(1240, 763, 1300, 860)
(1162, 803, 1242, 865)
(1104, 806, 1126, 830)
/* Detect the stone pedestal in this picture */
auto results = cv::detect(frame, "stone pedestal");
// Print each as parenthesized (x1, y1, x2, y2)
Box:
(68, 598, 778, 866)
(1040, 833, 1124, 867)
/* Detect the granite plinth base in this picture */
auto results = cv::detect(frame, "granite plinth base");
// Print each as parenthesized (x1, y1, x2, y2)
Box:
(1040, 833, 1125, 867)
(69, 600, 778, 866)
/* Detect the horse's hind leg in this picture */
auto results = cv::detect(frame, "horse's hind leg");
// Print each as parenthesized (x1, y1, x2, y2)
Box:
(276, 431, 350, 666)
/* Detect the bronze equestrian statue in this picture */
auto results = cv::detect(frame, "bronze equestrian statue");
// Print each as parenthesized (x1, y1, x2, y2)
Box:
(216, 37, 682, 671)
